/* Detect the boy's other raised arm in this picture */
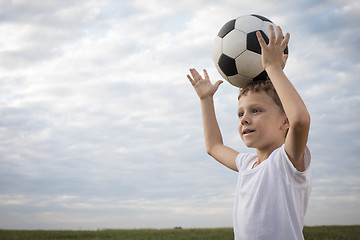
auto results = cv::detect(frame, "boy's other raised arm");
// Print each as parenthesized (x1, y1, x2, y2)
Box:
(187, 68, 239, 171)
(257, 26, 310, 172)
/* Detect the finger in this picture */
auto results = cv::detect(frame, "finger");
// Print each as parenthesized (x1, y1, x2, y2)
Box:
(256, 31, 267, 48)
(275, 26, 284, 45)
(268, 25, 276, 45)
(203, 69, 209, 80)
(187, 74, 195, 85)
(190, 68, 202, 81)
(281, 32, 290, 50)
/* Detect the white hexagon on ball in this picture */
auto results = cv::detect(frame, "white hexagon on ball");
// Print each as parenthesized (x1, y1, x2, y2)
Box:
(228, 74, 252, 88)
(261, 21, 276, 38)
(235, 50, 263, 79)
(212, 36, 223, 64)
(222, 29, 246, 59)
(235, 15, 263, 34)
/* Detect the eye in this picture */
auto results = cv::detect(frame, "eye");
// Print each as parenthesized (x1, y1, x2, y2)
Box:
(252, 108, 261, 114)
(238, 112, 244, 118)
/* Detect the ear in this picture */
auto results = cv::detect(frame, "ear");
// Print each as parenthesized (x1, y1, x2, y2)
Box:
(280, 117, 290, 130)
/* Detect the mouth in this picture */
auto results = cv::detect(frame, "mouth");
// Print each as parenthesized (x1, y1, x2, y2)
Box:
(242, 129, 255, 137)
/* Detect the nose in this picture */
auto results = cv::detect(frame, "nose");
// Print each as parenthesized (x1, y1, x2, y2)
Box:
(241, 118, 249, 126)
(240, 113, 250, 126)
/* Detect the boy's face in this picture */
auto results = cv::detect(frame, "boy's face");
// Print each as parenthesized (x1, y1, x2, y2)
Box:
(238, 90, 288, 152)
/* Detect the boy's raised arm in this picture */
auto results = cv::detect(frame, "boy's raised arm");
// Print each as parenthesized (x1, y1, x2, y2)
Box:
(257, 25, 311, 171)
(187, 68, 239, 171)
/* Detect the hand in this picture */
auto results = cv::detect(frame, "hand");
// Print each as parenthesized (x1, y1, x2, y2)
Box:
(257, 25, 290, 71)
(187, 68, 223, 99)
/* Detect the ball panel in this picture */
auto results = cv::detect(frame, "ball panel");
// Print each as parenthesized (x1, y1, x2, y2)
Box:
(247, 31, 268, 55)
(234, 15, 263, 34)
(228, 74, 252, 88)
(215, 62, 229, 81)
(253, 70, 268, 81)
(217, 19, 236, 38)
(235, 50, 263, 78)
(261, 22, 289, 55)
(261, 21, 276, 40)
(251, 14, 273, 23)
(218, 54, 237, 76)
(284, 46, 289, 55)
(212, 36, 223, 64)
(222, 29, 246, 59)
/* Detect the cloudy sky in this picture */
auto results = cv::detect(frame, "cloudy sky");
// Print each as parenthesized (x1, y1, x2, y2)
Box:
(0, 0, 359, 230)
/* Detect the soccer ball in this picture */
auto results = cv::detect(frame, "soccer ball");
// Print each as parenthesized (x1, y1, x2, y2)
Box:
(212, 14, 289, 88)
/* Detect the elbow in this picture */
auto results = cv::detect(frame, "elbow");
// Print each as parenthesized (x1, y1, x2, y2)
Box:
(291, 111, 311, 130)
(206, 144, 221, 157)
(206, 146, 214, 156)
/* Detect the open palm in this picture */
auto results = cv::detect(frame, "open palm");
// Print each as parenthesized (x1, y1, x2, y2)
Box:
(187, 68, 223, 99)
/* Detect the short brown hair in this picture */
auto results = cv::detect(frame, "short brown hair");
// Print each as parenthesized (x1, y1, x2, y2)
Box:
(238, 80, 285, 114)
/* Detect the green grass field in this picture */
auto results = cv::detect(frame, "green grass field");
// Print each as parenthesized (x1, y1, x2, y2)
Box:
(0, 226, 359, 240)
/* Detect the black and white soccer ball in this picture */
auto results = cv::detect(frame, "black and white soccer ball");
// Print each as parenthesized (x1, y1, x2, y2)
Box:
(212, 14, 288, 88)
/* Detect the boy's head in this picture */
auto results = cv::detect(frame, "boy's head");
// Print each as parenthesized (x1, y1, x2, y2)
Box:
(238, 80, 284, 114)
(237, 80, 289, 150)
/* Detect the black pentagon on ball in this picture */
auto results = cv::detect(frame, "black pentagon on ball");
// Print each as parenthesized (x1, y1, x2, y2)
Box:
(253, 70, 269, 81)
(218, 54, 237, 76)
(247, 30, 289, 55)
(251, 14, 273, 23)
(217, 19, 236, 38)
(247, 31, 268, 55)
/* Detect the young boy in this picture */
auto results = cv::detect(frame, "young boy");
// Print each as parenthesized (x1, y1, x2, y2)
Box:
(187, 25, 311, 239)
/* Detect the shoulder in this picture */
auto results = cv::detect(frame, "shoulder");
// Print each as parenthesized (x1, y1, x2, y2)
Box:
(271, 144, 311, 183)
(235, 152, 257, 171)
(283, 144, 311, 172)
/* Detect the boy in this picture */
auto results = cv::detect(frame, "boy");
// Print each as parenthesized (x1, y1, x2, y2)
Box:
(186, 25, 311, 239)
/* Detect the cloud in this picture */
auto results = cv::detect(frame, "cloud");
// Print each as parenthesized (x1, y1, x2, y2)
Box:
(0, 0, 359, 230)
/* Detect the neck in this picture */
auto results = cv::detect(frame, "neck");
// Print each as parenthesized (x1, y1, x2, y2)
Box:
(256, 142, 283, 163)
(256, 149, 272, 163)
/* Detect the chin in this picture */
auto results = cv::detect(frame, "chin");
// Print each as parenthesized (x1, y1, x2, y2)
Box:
(243, 141, 257, 149)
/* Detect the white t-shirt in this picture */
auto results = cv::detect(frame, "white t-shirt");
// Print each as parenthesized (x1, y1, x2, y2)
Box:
(233, 145, 311, 240)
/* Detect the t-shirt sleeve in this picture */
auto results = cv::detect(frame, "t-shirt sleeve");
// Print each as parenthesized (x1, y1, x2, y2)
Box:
(281, 145, 311, 172)
(235, 153, 243, 171)
(303, 145, 311, 171)
(277, 145, 311, 185)
(235, 153, 255, 171)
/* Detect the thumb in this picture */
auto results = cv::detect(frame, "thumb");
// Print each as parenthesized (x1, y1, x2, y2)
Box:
(214, 80, 223, 89)
(282, 54, 288, 68)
